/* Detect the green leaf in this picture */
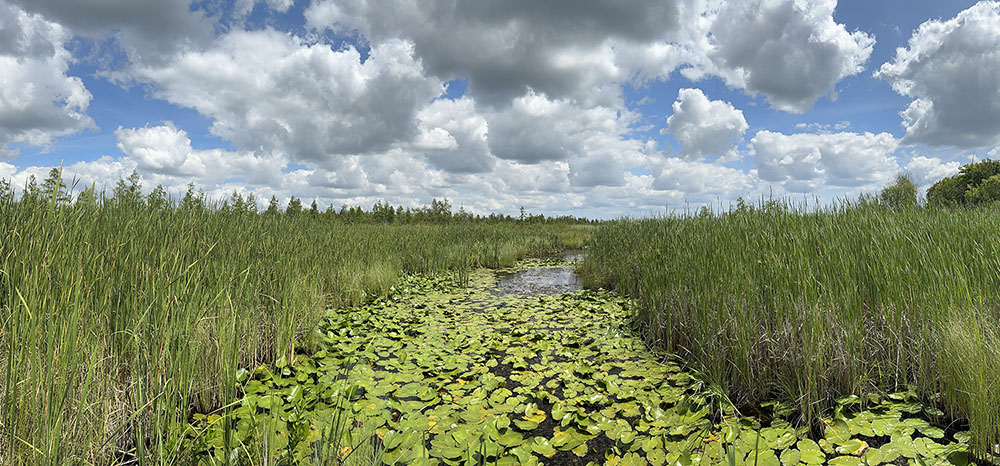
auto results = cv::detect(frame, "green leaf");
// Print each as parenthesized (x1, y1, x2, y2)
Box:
(531, 437, 556, 457)
(779, 448, 800, 466)
(828, 456, 863, 466)
(798, 439, 826, 464)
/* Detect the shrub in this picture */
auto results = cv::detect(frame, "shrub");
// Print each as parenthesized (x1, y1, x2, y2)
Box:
(927, 158, 1000, 206)
(879, 174, 918, 210)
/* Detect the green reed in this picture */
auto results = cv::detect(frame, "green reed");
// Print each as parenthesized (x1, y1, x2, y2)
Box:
(581, 200, 1000, 457)
(0, 195, 586, 465)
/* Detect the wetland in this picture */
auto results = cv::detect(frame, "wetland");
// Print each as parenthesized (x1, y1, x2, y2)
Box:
(178, 257, 974, 466)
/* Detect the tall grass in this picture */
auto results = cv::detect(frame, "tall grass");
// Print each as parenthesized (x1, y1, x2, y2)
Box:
(581, 201, 1000, 457)
(0, 195, 587, 465)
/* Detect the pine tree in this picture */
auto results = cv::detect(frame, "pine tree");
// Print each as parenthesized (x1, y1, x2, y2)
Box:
(286, 196, 302, 215)
(265, 195, 280, 215)
(245, 192, 257, 214)
(40, 167, 69, 204)
(229, 190, 245, 213)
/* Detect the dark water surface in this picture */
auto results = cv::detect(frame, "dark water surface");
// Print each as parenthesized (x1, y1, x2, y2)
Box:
(494, 251, 585, 295)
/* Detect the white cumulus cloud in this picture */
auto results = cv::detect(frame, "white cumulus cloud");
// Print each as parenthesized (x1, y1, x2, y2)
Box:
(413, 97, 494, 174)
(129, 31, 443, 165)
(876, 1, 1000, 148)
(904, 156, 961, 186)
(694, 0, 874, 113)
(115, 123, 287, 187)
(305, 0, 680, 106)
(0, 0, 94, 156)
(750, 130, 899, 191)
(487, 91, 643, 187)
(663, 88, 748, 162)
(651, 156, 758, 200)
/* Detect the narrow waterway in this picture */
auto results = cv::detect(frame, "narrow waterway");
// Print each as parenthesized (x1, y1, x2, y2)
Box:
(179, 256, 975, 466)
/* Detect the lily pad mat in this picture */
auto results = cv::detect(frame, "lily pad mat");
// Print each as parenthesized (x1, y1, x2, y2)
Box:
(176, 260, 976, 465)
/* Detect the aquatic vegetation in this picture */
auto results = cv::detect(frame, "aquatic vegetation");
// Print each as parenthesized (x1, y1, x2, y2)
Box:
(181, 263, 972, 466)
(581, 202, 1000, 460)
(0, 199, 585, 464)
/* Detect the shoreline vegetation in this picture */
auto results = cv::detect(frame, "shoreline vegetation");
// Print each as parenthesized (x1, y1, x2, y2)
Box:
(0, 170, 588, 464)
(581, 195, 1000, 461)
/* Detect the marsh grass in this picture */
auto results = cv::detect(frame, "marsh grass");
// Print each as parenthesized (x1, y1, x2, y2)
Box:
(581, 200, 1000, 457)
(0, 193, 585, 464)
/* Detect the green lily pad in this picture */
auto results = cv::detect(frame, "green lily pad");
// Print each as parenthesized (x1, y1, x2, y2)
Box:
(828, 455, 863, 466)
(530, 436, 556, 457)
(798, 439, 826, 464)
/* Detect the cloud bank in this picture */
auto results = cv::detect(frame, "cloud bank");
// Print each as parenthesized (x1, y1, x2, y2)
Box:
(1, 0, 997, 217)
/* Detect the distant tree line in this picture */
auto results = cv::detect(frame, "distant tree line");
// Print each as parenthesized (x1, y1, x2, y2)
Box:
(0, 168, 596, 225)
(873, 158, 1000, 211)
(655, 159, 996, 218)
(925, 159, 1000, 207)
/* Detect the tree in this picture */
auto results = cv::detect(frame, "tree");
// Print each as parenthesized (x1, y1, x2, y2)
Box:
(0, 177, 12, 204)
(245, 192, 257, 214)
(879, 174, 918, 210)
(424, 198, 451, 222)
(228, 190, 246, 213)
(113, 170, 144, 207)
(927, 175, 965, 207)
(22, 175, 42, 204)
(733, 197, 752, 214)
(308, 199, 319, 216)
(40, 167, 69, 204)
(265, 195, 280, 215)
(180, 183, 205, 211)
(147, 184, 170, 210)
(927, 159, 1000, 207)
(286, 196, 302, 215)
(958, 159, 1000, 188)
(372, 200, 395, 223)
(966, 174, 1000, 204)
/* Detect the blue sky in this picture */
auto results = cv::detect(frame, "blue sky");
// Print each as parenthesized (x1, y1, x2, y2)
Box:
(1, 0, 998, 217)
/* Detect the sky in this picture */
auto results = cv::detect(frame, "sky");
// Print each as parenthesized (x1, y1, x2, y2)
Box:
(1, 0, 999, 218)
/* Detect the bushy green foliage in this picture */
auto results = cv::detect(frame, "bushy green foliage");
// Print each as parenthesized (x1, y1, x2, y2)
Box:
(21, 174, 41, 204)
(965, 173, 1000, 204)
(180, 182, 206, 211)
(927, 175, 966, 207)
(927, 158, 1000, 206)
(582, 202, 1000, 457)
(112, 169, 144, 207)
(879, 174, 917, 210)
(285, 195, 303, 215)
(0, 178, 12, 204)
(146, 184, 170, 210)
